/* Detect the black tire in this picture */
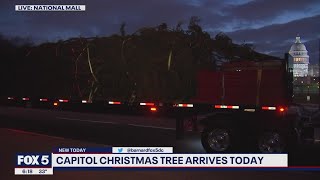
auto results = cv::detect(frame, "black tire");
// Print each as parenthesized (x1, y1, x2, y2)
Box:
(201, 127, 233, 153)
(257, 131, 287, 153)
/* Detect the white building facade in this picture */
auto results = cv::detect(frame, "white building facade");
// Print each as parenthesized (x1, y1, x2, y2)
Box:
(308, 64, 319, 77)
(289, 36, 309, 77)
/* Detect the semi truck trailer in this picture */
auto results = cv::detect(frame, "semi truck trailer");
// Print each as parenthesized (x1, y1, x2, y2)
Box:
(3, 53, 319, 153)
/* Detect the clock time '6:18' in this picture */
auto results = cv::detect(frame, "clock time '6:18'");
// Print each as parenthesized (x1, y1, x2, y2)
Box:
(22, 169, 33, 174)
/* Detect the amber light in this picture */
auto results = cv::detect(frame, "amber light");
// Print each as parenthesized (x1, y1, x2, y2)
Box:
(277, 106, 287, 113)
(53, 102, 58, 106)
(150, 107, 157, 112)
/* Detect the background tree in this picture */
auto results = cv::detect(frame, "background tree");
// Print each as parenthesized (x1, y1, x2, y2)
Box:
(120, 22, 126, 37)
(0, 23, 280, 102)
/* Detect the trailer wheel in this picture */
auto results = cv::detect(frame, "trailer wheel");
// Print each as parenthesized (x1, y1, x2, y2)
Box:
(258, 131, 286, 153)
(201, 127, 232, 153)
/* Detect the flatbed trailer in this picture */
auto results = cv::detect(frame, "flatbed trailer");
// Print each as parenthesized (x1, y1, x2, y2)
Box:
(2, 54, 319, 153)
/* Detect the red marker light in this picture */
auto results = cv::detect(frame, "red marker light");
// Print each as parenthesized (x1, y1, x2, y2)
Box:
(150, 107, 157, 112)
(176, 104, 193, 108)
(140, 102, 155, 106)
(279, 107, 285, 112)
(261, 106, 276, 110)
(108, 101, 121, 105)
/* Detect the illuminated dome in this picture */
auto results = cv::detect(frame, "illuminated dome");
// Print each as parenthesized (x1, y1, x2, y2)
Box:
(289, 35, 309, 58)
(290, 36, 307, 52)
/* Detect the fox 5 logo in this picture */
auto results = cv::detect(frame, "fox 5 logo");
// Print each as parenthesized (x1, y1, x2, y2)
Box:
(16, 154, 51, 166)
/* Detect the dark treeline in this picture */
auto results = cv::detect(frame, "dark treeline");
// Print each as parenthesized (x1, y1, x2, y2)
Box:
(0, 17, 279, 102)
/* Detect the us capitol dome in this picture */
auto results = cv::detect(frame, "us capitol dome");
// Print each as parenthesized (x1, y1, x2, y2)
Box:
(289, 35, 309, 77)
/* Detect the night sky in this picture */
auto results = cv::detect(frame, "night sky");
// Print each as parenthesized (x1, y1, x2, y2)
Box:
(1, 0, 319, 63)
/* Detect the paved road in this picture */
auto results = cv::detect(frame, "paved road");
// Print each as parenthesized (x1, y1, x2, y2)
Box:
(0, 106, 203, 151)
(1, 128, 320, 180)
(0, 106, 320, 178)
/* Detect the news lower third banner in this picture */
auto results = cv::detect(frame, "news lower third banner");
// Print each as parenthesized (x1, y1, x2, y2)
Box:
(14, 147, 288, 175)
